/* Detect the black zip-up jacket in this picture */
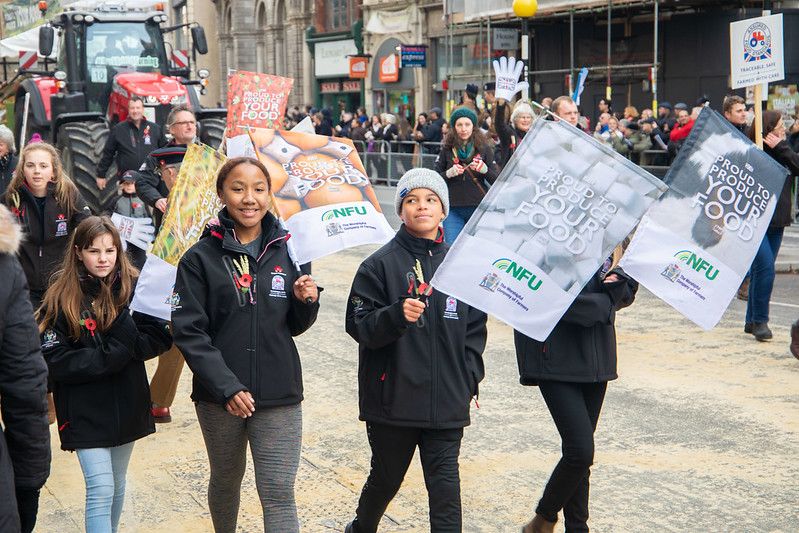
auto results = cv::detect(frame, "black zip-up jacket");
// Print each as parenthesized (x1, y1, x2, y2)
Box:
(346, 225, 488, 429)
(41, 279, 172, 450)
(0, 206, 50, 519)
(435, 144, 499, 207)
(2, 183, 89, 301)
(514, 270, 637, 385)
(96, 119, 165, 177)
(172, 209, 320, 406)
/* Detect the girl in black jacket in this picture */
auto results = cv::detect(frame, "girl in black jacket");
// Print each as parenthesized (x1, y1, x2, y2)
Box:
(344, 169, 488, 533)
(515, 248, 637, 533)
(38, 216, 171, 533)
(171, 157, 319, 533)
(2, 142, 89, 308)
(435, 106, 498, 244)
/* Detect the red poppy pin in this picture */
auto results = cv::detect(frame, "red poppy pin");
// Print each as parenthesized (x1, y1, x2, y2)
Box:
(238, 273, 253, 289)
(80, 317, 97, 337)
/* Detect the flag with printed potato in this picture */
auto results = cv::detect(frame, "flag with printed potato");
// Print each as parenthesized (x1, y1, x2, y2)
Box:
(248, 128, 394, 263)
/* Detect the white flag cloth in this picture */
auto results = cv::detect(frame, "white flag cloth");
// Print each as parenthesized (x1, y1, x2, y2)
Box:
(619, 109, 789, 329)
(431, 119, 667, 341)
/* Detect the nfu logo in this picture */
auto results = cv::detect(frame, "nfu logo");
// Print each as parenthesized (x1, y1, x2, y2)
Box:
(743, 21, 772, 62)
(321, 205, 367, 221)
(674, 250, 719, 281)
(492, 258, 542, 291)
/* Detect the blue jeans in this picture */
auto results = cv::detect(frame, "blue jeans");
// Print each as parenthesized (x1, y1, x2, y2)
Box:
(443, 206, 477, 244)
(76, 442, 135, 533)
(746, 227, 784, 324)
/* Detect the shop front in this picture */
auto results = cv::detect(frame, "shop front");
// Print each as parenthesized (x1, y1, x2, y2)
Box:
(311, 37, 363, 112)
(370, 37, 416, 120)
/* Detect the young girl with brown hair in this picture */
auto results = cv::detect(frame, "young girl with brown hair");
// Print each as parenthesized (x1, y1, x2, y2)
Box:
(2, 142, 89, 307)
(38, 216, 171, 533)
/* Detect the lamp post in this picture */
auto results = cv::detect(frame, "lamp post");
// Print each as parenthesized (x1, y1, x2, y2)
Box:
(512, 0, 537, 101)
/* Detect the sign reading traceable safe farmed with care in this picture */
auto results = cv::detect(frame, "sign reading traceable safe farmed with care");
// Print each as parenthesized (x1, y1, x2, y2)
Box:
(431, 119, 667, 342)
(730, 14, 784, 89)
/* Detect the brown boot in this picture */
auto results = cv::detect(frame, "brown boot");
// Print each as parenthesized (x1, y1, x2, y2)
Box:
(736, 277, 750, 301)
(791, 320, 799, 360)
(522, 514, 556, 533)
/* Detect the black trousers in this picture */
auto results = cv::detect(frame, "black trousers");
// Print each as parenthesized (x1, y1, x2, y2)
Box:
(536, 381, 607, 533)
(352, 423, 463, 533)
(16, 488, 39, 533)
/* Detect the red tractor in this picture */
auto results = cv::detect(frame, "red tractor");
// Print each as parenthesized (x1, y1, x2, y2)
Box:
(11, 2, 225, 213)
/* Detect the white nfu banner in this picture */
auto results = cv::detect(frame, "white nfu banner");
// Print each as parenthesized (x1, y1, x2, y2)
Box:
(620, 109, 788, 330)
(730, 14, 784, 89)
(431, 119, 667, 341)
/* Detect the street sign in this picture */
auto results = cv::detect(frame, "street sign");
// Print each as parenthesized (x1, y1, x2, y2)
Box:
(379, 54, 399, 83)
(493, 28, 519, 51)
(730, 14, 784, 90)
(348, 56, 368, 79)
(400, 46, 426, 68)
(18, 50, 37, 70)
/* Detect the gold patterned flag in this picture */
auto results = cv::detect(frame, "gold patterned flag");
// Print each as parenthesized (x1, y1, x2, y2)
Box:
(150, 143, 226, 266)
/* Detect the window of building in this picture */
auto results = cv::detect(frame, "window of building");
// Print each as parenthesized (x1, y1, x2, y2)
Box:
(326, 0, 351, 32)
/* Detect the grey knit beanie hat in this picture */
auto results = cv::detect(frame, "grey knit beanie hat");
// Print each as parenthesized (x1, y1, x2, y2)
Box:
(394, 168, 449, 219)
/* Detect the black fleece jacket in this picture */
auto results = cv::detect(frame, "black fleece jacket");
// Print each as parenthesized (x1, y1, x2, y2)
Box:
(514, 270, 637, 385)
(346, 225, 488, 429)
(172, 209, 320, 406)
(41, 278, 172, 451)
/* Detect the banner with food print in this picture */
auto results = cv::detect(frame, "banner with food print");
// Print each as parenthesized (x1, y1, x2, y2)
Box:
(620, 109, 788, 330)
(226, 70, 294, 135)
(248, 128, 394, 264)
(131, 143, 227, 320)
(431, 118, 667, 341)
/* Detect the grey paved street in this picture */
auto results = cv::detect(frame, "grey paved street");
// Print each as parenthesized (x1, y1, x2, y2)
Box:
(39, 236, 799, 532)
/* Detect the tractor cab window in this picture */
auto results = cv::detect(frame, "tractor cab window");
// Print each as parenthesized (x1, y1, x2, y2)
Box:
(82, 21, 168, 113)
(86, 22, 167, 81)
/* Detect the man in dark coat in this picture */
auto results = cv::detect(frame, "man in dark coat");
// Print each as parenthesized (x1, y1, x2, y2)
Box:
(96, 96, 166, 192)
(0, 204, 50, 533)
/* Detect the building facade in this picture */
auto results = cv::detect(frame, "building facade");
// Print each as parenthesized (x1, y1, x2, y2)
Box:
(211, 0, 313, 105)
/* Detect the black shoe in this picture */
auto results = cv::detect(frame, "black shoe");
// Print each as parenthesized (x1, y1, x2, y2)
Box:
(744, 322, 753, 334)
(344, 520, 355, 533)
(790, 321, 799, 359)
(752, 322, 772, 342)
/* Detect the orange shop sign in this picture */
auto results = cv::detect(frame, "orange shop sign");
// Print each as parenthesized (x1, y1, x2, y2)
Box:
(349, 56, 368, 79)
(379, 54, 399, 83)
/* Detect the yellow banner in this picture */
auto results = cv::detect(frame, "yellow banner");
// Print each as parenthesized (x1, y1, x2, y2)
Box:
(150, 143, 226, 266)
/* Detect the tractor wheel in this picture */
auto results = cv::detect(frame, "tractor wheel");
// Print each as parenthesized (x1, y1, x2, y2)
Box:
(57, 122, 118, 215)
(199, 117, 226, 150)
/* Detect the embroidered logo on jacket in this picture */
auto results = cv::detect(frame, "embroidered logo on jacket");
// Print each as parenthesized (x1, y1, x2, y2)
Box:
(443, 296, 459, 320)
(42, 329, 59, 348)
(55, 214, 68, 237)
(269, 266, 287, 299)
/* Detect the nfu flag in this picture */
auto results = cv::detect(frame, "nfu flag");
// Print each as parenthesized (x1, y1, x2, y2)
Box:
(620, 109, 788, 329)
(248, 128, 394, 263)
(431, 119, 667, 341)
(131, 144, 227, 320)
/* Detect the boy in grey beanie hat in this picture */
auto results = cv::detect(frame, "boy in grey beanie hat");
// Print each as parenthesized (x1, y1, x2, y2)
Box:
(394, 168, 450, 219)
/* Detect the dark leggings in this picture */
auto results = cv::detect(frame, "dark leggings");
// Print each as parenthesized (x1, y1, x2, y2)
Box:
(352, 423, 463, 533)
(536, 381, 608, 533)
